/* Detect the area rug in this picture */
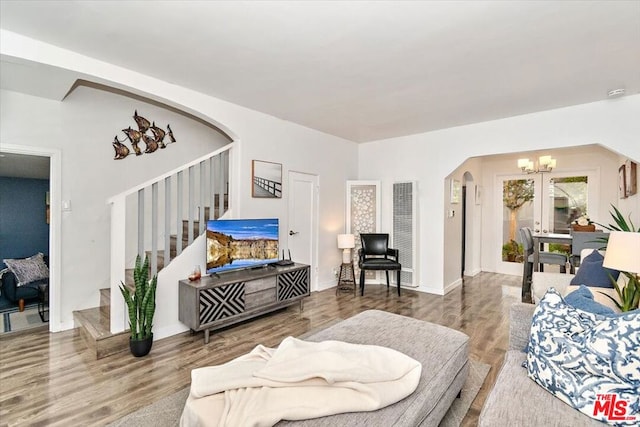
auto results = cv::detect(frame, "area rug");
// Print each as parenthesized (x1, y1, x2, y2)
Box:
(107, 358, 490, 427)
(0, 307, 47, 334)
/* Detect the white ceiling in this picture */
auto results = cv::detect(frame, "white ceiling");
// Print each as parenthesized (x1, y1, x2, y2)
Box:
(1, 1, 639, 143)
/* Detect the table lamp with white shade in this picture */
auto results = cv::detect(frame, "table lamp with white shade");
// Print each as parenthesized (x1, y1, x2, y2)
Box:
(337, 234, 355, 264)
(603, 231, 640, 310)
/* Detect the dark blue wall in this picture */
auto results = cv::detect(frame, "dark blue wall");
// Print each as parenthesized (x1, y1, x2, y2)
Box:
(0, 177, 50, 268)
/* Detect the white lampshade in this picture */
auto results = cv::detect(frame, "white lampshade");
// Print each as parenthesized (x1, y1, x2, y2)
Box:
(337, 234, 355, 249)
(539, 155, 552, 167)
(603, 231, 640, 274)
(517, 158, 529, 169)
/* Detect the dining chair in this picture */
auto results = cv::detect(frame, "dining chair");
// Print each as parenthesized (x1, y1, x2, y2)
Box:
(569, 231, 608, 269)
(358, 233, 402, 296)
(519, 227, 568, 301)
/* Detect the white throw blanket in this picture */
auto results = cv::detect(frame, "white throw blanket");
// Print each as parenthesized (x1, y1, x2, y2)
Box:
(180, 336, 422, 427)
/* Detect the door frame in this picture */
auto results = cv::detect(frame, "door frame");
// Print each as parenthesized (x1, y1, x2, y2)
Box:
(2, 144, 62, 332)
(287, 171, 319, 291)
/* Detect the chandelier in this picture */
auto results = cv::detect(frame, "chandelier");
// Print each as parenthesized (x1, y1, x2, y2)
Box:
(517, 155, 556, 174)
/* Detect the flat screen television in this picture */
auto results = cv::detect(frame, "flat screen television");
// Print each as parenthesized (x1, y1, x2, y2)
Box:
(206, 218, 279, 275)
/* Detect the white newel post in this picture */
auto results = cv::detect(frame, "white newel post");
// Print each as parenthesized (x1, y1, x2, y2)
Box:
(109, 196, 127, 333)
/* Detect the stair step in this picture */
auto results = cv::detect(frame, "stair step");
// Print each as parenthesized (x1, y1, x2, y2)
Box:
(142, 249, 177, 273)
(125, 268, 134, 286)
(182, 221, 204, 236)
(170, 235, 190, 253)
(180, 205, 227, 235)
(100, 288, 110, 308)
(73, 307, 129, 359)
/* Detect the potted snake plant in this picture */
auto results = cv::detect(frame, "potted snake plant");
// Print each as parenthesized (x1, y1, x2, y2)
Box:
(594, 205, 639, 312)
(119, 254, 158, 356)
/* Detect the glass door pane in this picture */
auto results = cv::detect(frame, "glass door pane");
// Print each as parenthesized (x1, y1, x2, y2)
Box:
(498, 175, 540, 275)
(502, 177, 534, 261)
(546, 175, 589, 234)
(497, 170, 595, 275)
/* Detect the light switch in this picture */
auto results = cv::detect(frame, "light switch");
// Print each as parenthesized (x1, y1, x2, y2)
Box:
(62, 200, 72, 211)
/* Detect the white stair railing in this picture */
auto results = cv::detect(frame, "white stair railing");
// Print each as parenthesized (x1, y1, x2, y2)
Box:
(108, 143, 232, 333)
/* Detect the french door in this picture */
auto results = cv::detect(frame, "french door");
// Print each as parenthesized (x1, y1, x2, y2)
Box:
(496, 170, 596, 275)
(497, 174, 541, 275)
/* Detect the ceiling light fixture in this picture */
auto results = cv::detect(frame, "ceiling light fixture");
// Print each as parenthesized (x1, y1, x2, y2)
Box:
(517, 155, 556, 174)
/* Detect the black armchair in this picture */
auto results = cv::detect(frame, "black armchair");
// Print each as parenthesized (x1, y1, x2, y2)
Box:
(358, 233, 402, 296)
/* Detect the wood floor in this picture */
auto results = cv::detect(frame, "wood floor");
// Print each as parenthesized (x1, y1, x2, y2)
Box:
(0, 272, 522, 427)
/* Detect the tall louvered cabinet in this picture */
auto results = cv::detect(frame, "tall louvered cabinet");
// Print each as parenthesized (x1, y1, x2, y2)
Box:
(179, 264, 310, 343)
(393, 181, 418, 287)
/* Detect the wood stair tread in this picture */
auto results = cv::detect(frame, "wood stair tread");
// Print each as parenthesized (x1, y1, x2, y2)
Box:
(73, 307, 113, 340)
(74, 306, 130, 359)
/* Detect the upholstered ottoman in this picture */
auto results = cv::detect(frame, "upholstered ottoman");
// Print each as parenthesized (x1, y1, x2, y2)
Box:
(278, 310, 469, 426)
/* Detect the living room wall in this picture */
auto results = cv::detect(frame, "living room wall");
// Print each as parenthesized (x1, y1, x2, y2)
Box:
(1, 87, 232, 330)
(1, 31, 359, 334)
(0, 177, 50, 268)
(358, 95, 640, 294)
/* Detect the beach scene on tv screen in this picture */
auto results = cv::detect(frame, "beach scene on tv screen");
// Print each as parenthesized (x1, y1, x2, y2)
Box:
(206, 219, 279, 273)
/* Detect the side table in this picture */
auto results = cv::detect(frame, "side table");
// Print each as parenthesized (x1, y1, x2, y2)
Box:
(336, 262, 356, 296)
(38, 283, 49, 322)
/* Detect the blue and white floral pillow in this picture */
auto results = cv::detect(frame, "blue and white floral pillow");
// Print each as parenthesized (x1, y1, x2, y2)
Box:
(526, 288, 639, 425)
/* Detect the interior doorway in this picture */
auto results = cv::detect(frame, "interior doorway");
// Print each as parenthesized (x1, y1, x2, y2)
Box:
(462, 171, 475, 279)
(461, 184, 466, 279)
(1, 144, 61, 332)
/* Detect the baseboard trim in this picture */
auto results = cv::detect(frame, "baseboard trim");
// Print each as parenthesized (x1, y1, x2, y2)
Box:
(415, 285, 445, 296)
(154, 323, 189, 341)
(465, 269, 482, 277)
(444, 278, 463, 294)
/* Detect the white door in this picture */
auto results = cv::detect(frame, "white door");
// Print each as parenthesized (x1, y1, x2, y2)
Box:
(287, 171, 318, 290)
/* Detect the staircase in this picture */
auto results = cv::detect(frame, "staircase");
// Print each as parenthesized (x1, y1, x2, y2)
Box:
(73, 288, 129, 359)
(73, 145, 232, 358)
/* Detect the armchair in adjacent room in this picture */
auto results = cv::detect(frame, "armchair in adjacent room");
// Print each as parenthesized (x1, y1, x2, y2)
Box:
(0, 254, 49, 312)
(358, 233, 402, 296)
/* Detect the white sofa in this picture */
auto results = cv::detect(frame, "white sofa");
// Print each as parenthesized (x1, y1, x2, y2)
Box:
(479, 303, 605, 426)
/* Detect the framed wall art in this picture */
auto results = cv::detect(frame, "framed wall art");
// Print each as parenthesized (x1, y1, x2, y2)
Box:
(450, 179, 461, 204)
(618, 165, 627, 199)
(475, 185, 483, 205)
(625, 160, 637, 197)
(46, 191, 50, 224)
(252, 160, 282, 198)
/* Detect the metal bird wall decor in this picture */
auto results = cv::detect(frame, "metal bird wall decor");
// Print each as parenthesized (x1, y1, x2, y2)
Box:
(112, 110, 177, 160)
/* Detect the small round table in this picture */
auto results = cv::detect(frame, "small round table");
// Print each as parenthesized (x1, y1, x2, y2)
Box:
(336, 262, 356, 296)
(37, 283, 49, 322)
